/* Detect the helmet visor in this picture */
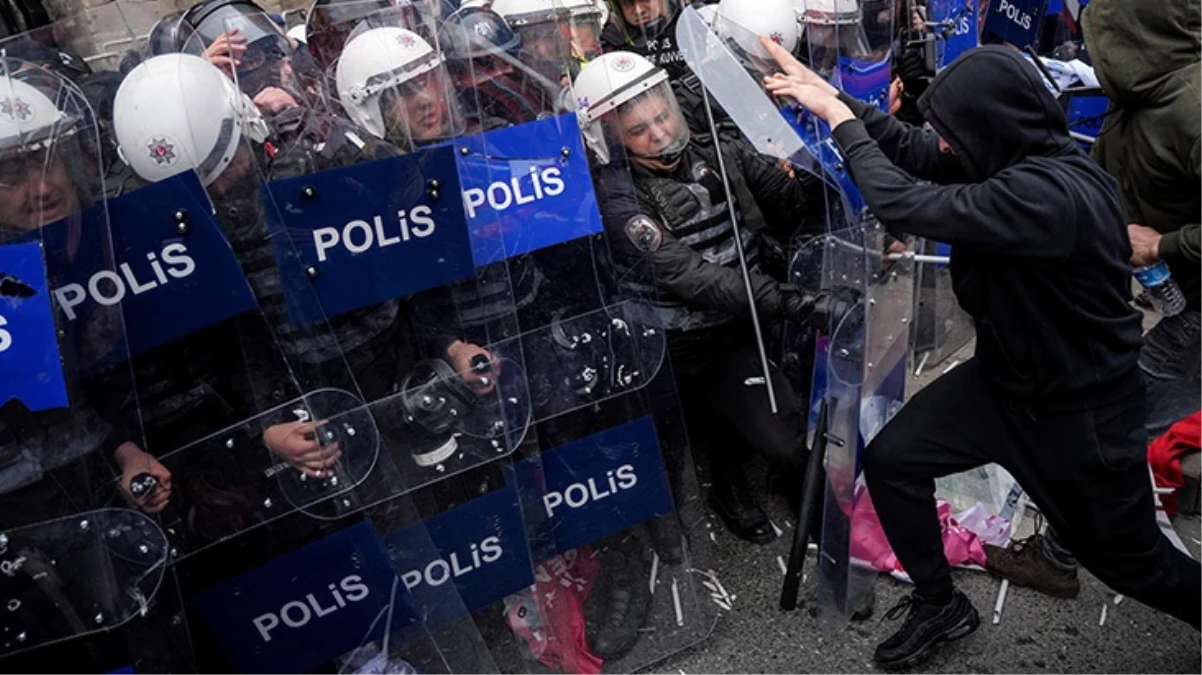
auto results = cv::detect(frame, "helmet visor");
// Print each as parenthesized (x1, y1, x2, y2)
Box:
(605, 78, 689, 163)
(378, 62, 465, 150)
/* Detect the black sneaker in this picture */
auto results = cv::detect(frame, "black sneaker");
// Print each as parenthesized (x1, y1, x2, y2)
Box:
(874, 590, 980, 670)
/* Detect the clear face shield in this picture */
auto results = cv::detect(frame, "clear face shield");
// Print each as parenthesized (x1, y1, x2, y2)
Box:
(603, 78, 690, 167)
(0, 61, 94, 238)
(806, 19, 871, 78)
(511, 13, 575, 84)
(566, 7, 605, 62)
(377, 58, 466, 149)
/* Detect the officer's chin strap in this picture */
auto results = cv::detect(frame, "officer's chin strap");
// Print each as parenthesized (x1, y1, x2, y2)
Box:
(698, 81, 778, 414)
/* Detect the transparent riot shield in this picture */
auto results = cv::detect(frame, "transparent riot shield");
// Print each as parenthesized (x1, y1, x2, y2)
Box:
(807, 0, 910, 629)
(679, 3, 913, 629)
(102, 37, 501, 674)
(0, 57, 171, 664)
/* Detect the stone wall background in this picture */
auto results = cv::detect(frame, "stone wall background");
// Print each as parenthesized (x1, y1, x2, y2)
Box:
(26, 0, 309, 71)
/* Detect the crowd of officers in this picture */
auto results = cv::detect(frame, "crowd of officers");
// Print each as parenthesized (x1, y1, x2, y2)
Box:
(0, 0, 851, 669)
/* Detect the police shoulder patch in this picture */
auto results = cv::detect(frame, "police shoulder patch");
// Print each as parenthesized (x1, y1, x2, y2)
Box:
(624, 215, 663, 253)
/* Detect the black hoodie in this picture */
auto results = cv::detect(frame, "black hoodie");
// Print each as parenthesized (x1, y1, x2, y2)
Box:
(830, 46, 1143, 406)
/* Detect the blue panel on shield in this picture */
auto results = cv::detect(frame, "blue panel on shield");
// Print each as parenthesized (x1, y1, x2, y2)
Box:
(839, 57, 891, 112)
(30, 172, 258, 359)
(516, 416, 674, 556)
(263, 147, 477, 324)
(104, 172, 259, 356)
(456, 114, 604, 266)
(1064, 92, 1108, 141)
(929, 0, 980, 68)
(983, 0, 1048, 51)
(0, 242, 67, 412)
(192, 522, 418, 674)
(386, 482, 533, 625)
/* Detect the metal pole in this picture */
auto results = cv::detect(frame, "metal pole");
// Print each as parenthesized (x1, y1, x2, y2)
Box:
(699, 82, 779, 414)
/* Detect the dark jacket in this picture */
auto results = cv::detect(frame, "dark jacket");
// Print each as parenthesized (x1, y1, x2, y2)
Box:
(831, 46, 1143, 405)
(600, 4, 690, 80)
(595, 138, 820, 346)
(1083, 0, 1201, 309)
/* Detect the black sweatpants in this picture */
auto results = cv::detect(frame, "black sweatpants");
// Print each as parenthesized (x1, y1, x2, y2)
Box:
(863, 359, 1200, 628)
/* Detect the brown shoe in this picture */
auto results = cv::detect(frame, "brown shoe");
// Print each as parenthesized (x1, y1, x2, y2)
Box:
(984, 533, 1080, 599)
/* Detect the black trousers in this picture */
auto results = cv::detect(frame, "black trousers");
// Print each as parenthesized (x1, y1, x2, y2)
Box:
(864, 359, 1200, 628)
(673, 328, 806, 472)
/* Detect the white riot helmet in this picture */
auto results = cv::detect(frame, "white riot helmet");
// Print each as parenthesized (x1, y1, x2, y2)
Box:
(0, 69, 74, 156)
(336, 26, 463, 147)
(796, 0, 862, 26)
(113, 53, 269, 186)
(573, 51, 689, 165)
(714, 0, 800, 72)
(696, 3, 719, 25)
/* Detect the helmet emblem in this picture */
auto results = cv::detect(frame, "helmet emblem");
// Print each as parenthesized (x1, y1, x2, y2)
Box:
(769, 31, 784, 45)
(611, 55, 636, 72)
(147, 138, 177, 165)
(0, 97, 33, 122)
(474, 22, 494, 38)
(397, 32, 417, 48)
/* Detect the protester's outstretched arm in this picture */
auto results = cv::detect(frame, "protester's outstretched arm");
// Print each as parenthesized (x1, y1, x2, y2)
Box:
(764, 71, 1075, 260)
(761, 37, 963, 184)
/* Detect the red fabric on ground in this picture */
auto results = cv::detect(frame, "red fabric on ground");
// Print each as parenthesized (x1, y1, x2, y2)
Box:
(1147, 411, 1201, 516)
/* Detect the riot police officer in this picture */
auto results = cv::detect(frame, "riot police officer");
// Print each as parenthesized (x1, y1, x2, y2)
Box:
(575, 51, 838, 541)
(440, 5, 553, 125)
(601, 0, 690, 79)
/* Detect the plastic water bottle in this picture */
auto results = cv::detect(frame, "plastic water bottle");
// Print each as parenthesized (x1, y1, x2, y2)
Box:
(1133, 261, 1186, 317)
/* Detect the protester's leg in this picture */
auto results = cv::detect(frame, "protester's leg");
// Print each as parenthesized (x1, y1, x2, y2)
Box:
(996, 379, 1202, 628)
(863, 359, 1001, 600)
(862, 359, 1011, 667)
(1140, 310, 1202, 439)
(1040, 525, 1078, 570)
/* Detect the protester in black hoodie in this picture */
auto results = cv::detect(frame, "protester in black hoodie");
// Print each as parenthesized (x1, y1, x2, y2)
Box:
(763, 40, 1202, 668)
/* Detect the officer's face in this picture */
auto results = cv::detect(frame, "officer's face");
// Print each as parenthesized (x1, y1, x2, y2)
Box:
(620, 0, 666, 27)
(618, 92, 680, 158)
(571, 19, 603, 60)
(387, 69, 452, 143)
(0, 151, 80, 232)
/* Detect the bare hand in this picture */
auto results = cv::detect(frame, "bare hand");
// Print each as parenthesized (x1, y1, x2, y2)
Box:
(760, 36, 837, 95)
(763, 73, 855, 126)
(446, 341, 499, 395)
(263, 421, 342, 478)
(1128, 224, 1163, 267)
(203, 28, 248, 76)
(115, 442, 173, 514)
(889, 77, 904, 116)
(253, 86, 300, 114)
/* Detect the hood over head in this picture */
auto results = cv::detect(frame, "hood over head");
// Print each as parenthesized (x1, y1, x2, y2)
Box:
(1082, 0, 1201, 107)
(917, 46, 1076, 182)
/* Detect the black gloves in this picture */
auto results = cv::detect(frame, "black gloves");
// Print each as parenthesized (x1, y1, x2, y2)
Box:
(782, 285, 862, 331)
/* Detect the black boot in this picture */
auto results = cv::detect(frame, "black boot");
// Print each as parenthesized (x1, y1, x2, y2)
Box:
(707, 469, 774, 545)
(648, 512, 685, 564)
(586, 537, 653, 660)
(874, 590, 980, 669)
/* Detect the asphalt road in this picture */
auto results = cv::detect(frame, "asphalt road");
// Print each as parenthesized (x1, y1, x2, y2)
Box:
(651, 336, 1201, 674)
